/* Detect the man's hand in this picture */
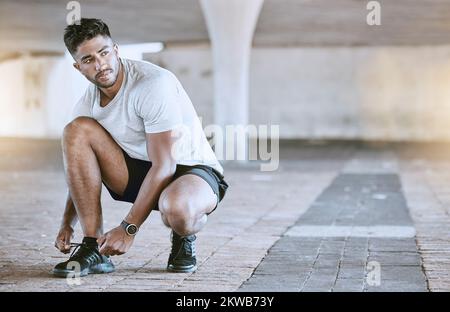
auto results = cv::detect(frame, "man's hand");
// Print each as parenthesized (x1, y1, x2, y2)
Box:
(97, 226, 134, 256)
(54, 225, 74, 254)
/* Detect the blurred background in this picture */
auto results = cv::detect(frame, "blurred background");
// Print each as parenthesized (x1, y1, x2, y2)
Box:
(1, 0, 450, 141)
(2, 0, 450, 292)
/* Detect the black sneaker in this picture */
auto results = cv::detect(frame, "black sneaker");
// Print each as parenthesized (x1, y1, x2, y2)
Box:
(53, 242, 115, 278)
(167, 231, 197, 273)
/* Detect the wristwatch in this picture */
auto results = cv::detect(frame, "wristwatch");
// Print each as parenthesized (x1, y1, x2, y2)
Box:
(121, 220, 139, 236)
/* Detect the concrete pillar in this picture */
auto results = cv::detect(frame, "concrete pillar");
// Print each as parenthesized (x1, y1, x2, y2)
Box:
(200, 0, 264, 160)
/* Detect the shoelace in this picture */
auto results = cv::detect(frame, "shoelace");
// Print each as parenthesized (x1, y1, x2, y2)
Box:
(186, 238, 196, 257)
(68, 242, 101, 265)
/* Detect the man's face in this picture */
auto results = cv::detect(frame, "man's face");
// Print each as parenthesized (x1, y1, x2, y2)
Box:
(73, 35, 120, 88)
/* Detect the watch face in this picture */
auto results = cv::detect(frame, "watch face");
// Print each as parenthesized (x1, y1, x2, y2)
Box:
(126, 224, 138, 235)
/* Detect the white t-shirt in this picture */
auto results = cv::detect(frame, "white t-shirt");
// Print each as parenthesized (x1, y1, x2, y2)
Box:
(71, 58, 223, 174)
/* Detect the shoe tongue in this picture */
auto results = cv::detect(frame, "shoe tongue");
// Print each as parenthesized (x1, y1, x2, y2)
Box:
(82, 237, 99, 248)
(70, 241, 100, 262)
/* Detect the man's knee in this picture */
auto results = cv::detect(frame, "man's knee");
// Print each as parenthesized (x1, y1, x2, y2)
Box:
(159, 196, 196, 234)
(63, 117, 100, 143)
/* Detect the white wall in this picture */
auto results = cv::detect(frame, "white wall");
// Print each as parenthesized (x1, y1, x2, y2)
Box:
(0, 53, 87, 138)
(3, 44, 450, 141)
(146, 44, 450, 141)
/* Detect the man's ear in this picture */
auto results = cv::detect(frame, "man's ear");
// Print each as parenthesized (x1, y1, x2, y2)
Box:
(73, 62, 80, 71)
(113, 43, 119, 56)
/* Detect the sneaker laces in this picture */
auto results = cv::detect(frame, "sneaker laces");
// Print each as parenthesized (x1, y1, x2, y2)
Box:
(68, 242, 101, 265)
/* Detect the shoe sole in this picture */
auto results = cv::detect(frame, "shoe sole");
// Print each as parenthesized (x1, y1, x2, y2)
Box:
(53, 263, 115, 278)
(167, 264, 197, 273)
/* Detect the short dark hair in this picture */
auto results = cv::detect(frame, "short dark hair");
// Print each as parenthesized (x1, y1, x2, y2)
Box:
(64, 18, 111, 55)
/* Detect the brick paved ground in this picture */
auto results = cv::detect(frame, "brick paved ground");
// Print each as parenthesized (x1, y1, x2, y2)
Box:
(1, 139, 450, 292)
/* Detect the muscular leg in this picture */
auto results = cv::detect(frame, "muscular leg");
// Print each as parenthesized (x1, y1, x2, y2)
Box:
(62, 117, 129, 238)
(158, 175, 218, 236)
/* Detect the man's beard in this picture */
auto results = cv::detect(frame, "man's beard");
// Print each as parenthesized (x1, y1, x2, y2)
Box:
(90, 69, 117, 88)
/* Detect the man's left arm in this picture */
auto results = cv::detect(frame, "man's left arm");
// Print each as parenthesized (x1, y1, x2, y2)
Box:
(98, 130, 177, 256)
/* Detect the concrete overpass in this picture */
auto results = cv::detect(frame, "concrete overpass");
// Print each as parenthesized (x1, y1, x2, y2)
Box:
(1, 0, 450, 59)
(1, 0, 450, 141)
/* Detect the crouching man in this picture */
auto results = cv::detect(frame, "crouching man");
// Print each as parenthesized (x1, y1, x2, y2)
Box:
(53, 18, 228, 277)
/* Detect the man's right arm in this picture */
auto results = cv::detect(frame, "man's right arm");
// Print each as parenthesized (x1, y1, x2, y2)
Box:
(54, 192, 78, 253)
(61, 193, 78, 228)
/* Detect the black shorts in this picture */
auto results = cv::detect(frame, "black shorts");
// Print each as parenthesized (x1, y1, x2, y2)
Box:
(104, 150, 229, 214)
